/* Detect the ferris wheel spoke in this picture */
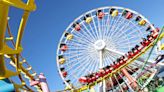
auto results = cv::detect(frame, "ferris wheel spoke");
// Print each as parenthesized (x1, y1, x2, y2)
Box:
(67, 56, 92, 79)
(64, 50, 96, 58)
(64, 46, 91, 52)
(110, 18, 136, 44)
(89, 58, 98, 73)
(91, 15, 101, 40)
(73, 32, 94, 44)
(112, 33, 133, 45)
(108, 13, 125, 38)
(114, 28, 145, 44)
(65, 53, 92, 72)
(102, 11, 109, 41)
(116, 37, 139, 46)
(63, 53, 88, 66)
(102, 13, 107, 40)
(87, 16, 99, 41)
(67, 38, 87, 46)
(109, 20, 136, 49)
(64, 52, 88, 65)
(108, 16, 128, 39)
(105, 51, 119, 65)
(104, 52, 112, 65)
(116, 34, 139, 43)
(111, 23, 132, 50)
(116, 42, 136, 49)
(105, 47, 124, 55)
(74, 58, 94, 79)
(97, 13, 103, 40)
(99, 17, 104, 40)
(68, 39, 94, 50)
(70, 37, 91, 47)
(107, 16, 122, 39)
(89, 22, 99, 40)
(105, 51, 118, 65)
(73, 58, 95, 84)
(76, 22, 94, 41)
(63, 51, 86, 59)
(115, 48, 128, 53)
(93, 15, 100, 40)
(72, 29, 93, 44)
(80, 21, 97, 42)
(109, 13, 123, 32)
(84, 56, 97, 74)
(66, 50, 96, 65)
(111, 15, 137, 38)
(104, 14, 116, 41)
(66, 41, 91, 50)
(114, 22, 147, 42)
(103, 14, 111, 41)
(104, 52, 113, 66)
(104, 14, 112, 40)
(116, 32, 145, 44)
(112, 25, 139, 43)
(105, 50, 120, 59)
(104, 53, 114, 65)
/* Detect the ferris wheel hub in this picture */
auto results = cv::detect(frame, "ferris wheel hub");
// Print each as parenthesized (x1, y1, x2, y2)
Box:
(94, 40, 106, 51)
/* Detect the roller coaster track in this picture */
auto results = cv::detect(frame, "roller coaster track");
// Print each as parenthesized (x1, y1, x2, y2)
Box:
(0, 0, 42, 91)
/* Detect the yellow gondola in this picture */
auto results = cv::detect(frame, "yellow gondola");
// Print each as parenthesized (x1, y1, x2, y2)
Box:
(66, 34, 73, 40)
(111, 10, 118, 17)
(85, 17, 92, 24)
(59, 58, 66, 64)
(139, 19, 146, 26)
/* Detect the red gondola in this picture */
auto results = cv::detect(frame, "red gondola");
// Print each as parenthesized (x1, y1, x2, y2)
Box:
(97, 10, 105, 19)
(75, 24, 81, 31)
(125, 12, 133, 19)
(62, 71, 68, 77)
(60, 44, 68, 51)
(73, 22, 81, 31)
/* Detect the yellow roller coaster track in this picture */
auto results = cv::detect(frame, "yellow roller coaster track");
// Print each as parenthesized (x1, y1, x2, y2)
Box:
(0, 0, 41, 91)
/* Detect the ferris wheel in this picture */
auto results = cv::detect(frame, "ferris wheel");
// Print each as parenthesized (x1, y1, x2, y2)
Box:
(56, 6, 162, 92)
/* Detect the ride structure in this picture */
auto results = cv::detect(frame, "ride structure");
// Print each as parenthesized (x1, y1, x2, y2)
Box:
(56, 6, 164, 92)
(0, 0, 49, 92)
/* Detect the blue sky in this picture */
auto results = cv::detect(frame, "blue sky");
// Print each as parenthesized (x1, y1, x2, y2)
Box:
(8, 0, 164, 91)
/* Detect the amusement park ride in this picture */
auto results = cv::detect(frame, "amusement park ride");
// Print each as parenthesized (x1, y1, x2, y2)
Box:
(56, 6, 164, 92)
(0, 0, 164, 92)
(0, 0, 49, 92)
